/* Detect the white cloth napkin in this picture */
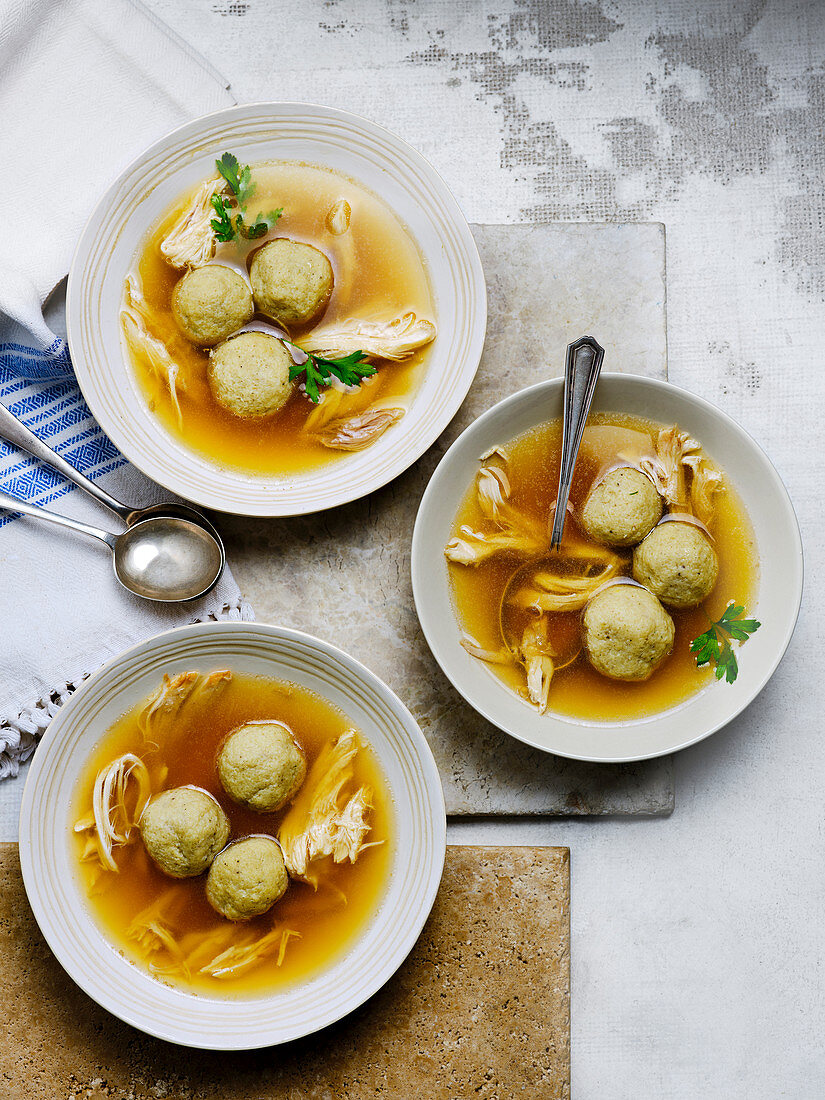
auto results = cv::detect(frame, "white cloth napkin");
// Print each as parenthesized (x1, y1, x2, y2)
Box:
(0, 0, 234, 376)
(0, 0, 251, 778)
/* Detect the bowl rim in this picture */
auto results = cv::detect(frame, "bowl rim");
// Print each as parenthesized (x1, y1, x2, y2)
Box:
(66, 100, 487, 517)
(18, 620, 447, 1048)
(411, 371, 804, 763)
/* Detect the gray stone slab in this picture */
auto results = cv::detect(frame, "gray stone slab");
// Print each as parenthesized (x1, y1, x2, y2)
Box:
(225, 223, 674, 816)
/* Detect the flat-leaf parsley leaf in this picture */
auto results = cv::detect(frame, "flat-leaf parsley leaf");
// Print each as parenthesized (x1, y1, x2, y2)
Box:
(286, 345, 376, 404)
(210, 193, 235, 242)
(210, 152, 282, 244)
(235, 208, 284, 240)
(690, 603, 760, 684)
(215, 152, 255, 206)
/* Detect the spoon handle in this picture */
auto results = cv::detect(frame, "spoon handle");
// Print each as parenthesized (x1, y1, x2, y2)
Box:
(550, 335, 605, 550)
(0, 401, 129, 520)
(0, 488, 115, 546)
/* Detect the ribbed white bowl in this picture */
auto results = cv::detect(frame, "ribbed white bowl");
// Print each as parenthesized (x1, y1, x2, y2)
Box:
(19, 622, 446, 1049)
(66, 102, 486, 515)
(412, 374, 803, 763)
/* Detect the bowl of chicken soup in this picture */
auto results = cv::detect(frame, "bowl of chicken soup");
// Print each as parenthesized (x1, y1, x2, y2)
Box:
(67, 103, 486, 515)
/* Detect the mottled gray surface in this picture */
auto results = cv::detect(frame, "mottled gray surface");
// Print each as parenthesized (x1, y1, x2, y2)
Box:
(24, 2, 825, 1095)
(225, 223, 673, 816)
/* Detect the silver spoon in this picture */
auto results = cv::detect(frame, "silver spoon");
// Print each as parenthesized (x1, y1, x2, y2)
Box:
(0, 399, 225, 568)
(549, 335, 605, 550)
(0, 488, 223, 602)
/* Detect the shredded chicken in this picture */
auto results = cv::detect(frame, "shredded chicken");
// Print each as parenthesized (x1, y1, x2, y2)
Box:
(135, 917, 192, 980)
(137, 671, 198, 742)
(74, 753, 151, 872)
(127, 890, 300, 980)
(518, 619, 556, 714)
(477, 466, 523, 527)
(189, 668, 233, 705)
(311, 406, 405, 451)
(639, 426, 697, 510)
(159, 177, 224, 269)
(199, 928, 301, 979)
(506, 547, 622, 614)
(479, 445, 510, 462)
(137, 670, 232, 745)
(639, 426, 725, 527)
(279, 729, 381, 888)
(685, 456, 725, 528)
(121, 274, 186, 427)
(460, 634, 512, 665)
(321, 196, 358, 312)
(74, 826, 110, 893)
(298, 311, 436, 362)
(446, 526, 541, 565)
(183, 923, 297, 978)
(326, 198, 351, 236)
(460, 625, 564, 712)
(445, 463, 548, 565)
(302, 386, 359, 433)
(177, 924, 240, 974)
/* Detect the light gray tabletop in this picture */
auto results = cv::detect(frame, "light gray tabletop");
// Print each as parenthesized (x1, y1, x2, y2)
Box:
(13, 2, 825, 1095)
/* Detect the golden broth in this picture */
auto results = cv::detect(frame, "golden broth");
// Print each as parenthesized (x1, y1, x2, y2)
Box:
(128, 160, 435, 474)
(448, 414, 759, 721)
(72, 673, 393, 997)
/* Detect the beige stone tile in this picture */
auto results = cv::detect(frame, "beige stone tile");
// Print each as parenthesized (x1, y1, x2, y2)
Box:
(0, 843, 570, 1099)
(225, 225, 674, 816)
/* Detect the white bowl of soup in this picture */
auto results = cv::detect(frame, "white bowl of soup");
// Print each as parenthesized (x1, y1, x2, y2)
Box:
(412, 373, 802, 763)
(66, 102, 486, 515)
(19, 622, 445, 1048)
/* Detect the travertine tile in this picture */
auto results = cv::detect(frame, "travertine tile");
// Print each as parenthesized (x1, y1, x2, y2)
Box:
(0, 843, 570, 1099)
(226, 224, 673, 816)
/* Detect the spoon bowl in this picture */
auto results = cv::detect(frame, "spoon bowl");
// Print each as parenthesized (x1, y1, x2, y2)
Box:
(120, 500, 225, 562)
(113, 516, 225, 601)
(0, 397, 226, 596)
(0, 489, 224, 603)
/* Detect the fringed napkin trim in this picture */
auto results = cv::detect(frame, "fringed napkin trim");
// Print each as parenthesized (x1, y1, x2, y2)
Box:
(0, 595, 256, 778)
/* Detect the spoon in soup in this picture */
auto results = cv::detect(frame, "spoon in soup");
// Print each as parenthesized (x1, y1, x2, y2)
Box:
(0, 488, 223, 602)
(0, 400, 225, 574)
(549, 335, 605, 550)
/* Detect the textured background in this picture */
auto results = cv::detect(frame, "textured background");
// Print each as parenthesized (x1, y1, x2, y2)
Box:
(21, 1, 825, 1096)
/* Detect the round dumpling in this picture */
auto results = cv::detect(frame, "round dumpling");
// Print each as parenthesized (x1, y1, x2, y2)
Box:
(633, 521, 719, 609)
(217, 721, 306, 813)
(140, 786, 229, 878)
(171, 264, 254, 346)
(583, 583, 675, 682)
(208, 332, 293, 418)
(206, 835, 289, 921)
(580, 467, 662, 548)
(250, 239, 334, 324)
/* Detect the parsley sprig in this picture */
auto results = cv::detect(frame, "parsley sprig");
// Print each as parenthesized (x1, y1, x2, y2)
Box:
(216, 151, 255, 206)
(210, 152, 282, 243)
(210, 193, 234, 241)
(690, 603, 761, 684)
(285, 344, 376, 404)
